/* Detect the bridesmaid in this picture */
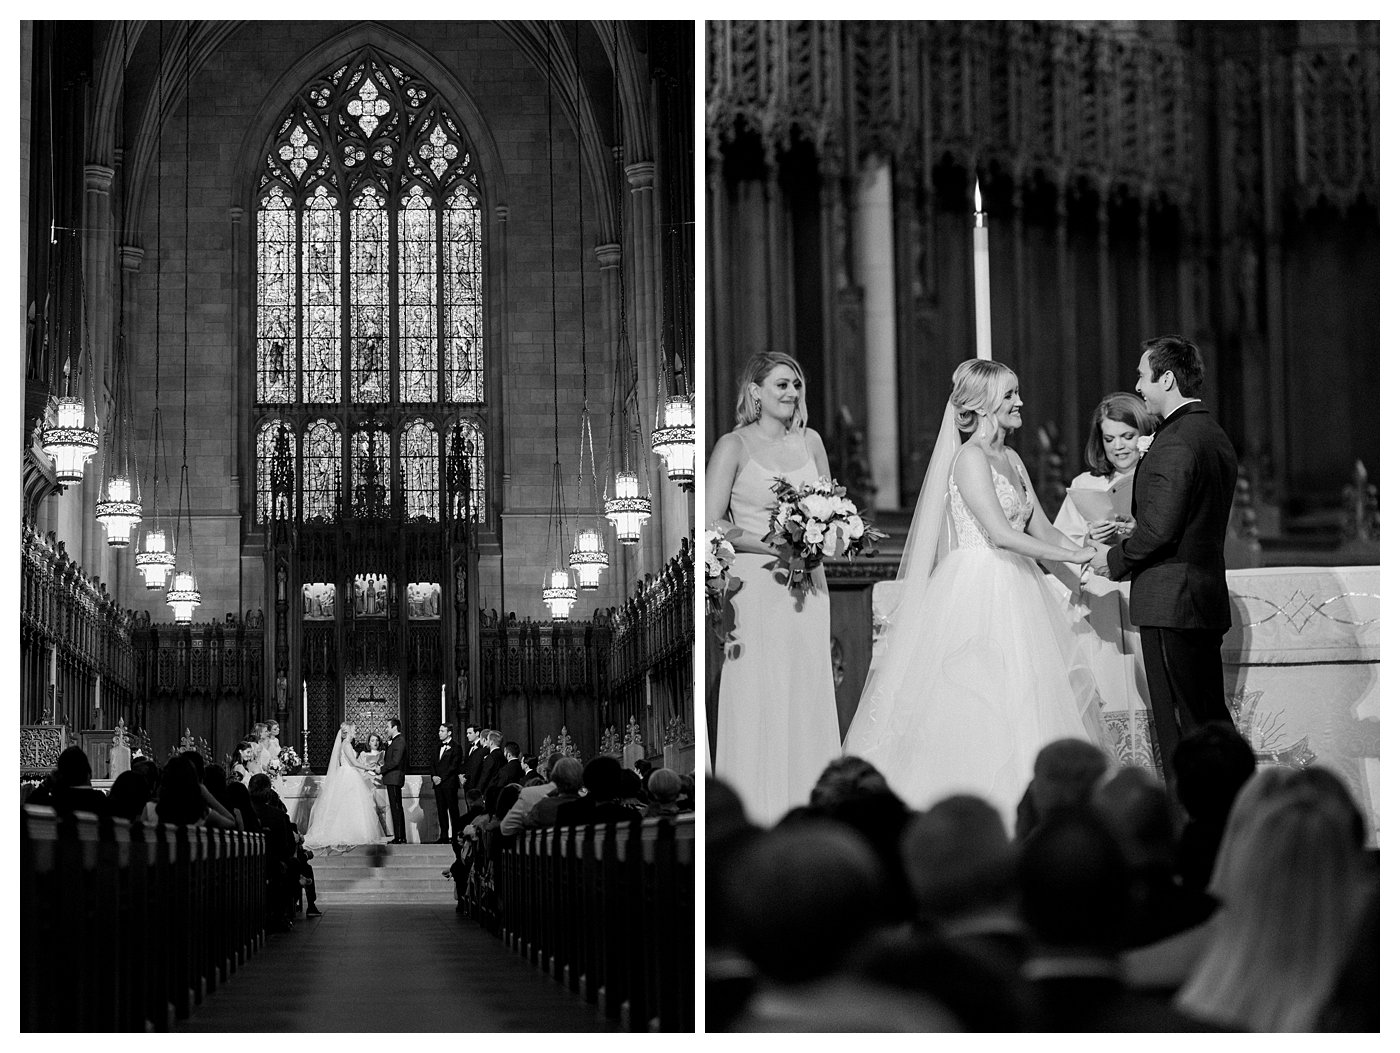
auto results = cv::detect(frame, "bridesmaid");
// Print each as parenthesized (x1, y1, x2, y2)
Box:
(1052, 391, 1158, 766)
(706, 352, 842, 826)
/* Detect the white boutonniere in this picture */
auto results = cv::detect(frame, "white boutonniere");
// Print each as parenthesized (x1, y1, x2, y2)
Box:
(1136, 434, 1155, 456)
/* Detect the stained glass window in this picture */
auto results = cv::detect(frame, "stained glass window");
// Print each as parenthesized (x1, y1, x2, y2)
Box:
(256, 419, 296, 523)
(253, 48, 488, 526)
(303, 418, 341, 522)
(401, 418, 439, 522)
(449, 417, 486, 523)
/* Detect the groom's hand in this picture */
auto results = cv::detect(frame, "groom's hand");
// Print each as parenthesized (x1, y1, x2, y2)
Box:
(432, 775, 442, 786)
(1088, 546, 1110, 577)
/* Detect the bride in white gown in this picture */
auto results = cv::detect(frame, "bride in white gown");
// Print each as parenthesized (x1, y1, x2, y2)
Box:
(304, 723, 388, 849)
(844, 359, 1108, 825)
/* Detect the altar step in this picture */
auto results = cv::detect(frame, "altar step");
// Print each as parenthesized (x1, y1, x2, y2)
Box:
(307, 843, 457, 905)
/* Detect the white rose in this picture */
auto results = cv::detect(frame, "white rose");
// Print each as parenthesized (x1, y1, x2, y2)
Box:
(846, 515, 866, 540)
(803, 521, 826, 546)
(1136, 435, 1155, 455)
(836, 497, 858, 516)
(800, 494, 836, 520)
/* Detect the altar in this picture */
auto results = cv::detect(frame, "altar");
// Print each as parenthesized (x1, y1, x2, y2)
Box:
(872, 565, 1380, 841)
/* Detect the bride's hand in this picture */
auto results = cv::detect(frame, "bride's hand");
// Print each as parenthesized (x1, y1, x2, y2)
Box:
(1068, 545, 1097, 565)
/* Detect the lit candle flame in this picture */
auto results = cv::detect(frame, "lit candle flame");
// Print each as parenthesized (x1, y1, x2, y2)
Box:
(974, 178, 983, 214)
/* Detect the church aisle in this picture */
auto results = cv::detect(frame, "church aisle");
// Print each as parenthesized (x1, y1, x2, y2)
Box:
(175, 905, 617, 1033)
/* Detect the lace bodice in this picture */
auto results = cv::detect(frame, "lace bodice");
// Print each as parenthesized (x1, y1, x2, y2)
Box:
(948, 452, 1033, 549)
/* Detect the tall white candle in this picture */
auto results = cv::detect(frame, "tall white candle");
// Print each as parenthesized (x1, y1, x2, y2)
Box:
(95, 675, 101, 711)
(441, 684, 446, 725)
(973, 179, 992, 361)
(302, 681, 308, 729)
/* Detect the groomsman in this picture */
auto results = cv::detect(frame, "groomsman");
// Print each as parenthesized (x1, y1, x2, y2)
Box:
(476, 731, 505, 791)
(1092, 335, 1239, 782)
(462, 726, 488, 789)
(431, 723, 464, 843)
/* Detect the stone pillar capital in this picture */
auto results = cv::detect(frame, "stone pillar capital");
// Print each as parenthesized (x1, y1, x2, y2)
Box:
(84, 164, 115, 195)
(625, 161, 655, 191)
(494, 204, 509, 222)
(229, 205, 245, 224)
(119, 245, 145, 272)
(594, 242, 622, 269)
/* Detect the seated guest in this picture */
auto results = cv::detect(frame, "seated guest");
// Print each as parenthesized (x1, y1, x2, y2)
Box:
(1019, 810, 1222, 1031)
(723, 820, 955, 1031)
(809, 756, 889, 811)
(808, 788, 913, 921)
(1093, 768, 1216, 948)
(202, 764, 245, 831)
(633, 758, 654, 787)
(223, 779, 261, 832)
(848, 795, 1035, 1031)
(500, 752, 563, 835)
(27, 746, 108, 815)
(644, 768, 683, 819)
(677, 773, 695, 813)
(1172, 722, 1256, 894)
(1123, 765, 1298, 994)
(106, 769, 157, 824)
(706, 778, 761, 1031)
(901, 795, 1027, 966)
(1176, 774, 1369, 1031)
(520, 755, 544, 788)
(616, 769, 648, 815)
(248, 773, 298, 930)
(524, 758, 584, 828)
(554, 756, 642, 828)
(1014, 739, 1110, 841)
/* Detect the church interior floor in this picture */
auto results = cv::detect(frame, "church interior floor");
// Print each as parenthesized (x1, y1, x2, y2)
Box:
(174, 905, 618, 1033)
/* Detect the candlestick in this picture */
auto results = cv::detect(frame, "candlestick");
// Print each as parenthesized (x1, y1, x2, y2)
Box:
(973, 179, 992, 361)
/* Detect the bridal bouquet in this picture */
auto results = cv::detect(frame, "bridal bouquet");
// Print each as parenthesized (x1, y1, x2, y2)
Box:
(704, 525, 740, 617)
(279, 746, 302, 775)
(764, 476, 886, 592)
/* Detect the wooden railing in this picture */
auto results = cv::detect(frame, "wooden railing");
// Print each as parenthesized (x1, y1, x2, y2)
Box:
(21, 806, 267, 1032)
(20, 524, 138, 729)
(489, 817, 694, 1032)
(605, 542, 695, 764)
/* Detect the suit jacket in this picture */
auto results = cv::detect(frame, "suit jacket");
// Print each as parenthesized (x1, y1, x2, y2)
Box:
(380, 733, 407, 787)
(463, 744, 488, 787)
(475, 747, 505, 790)
(489, 758, 525, 791)
(432, 739, 463, 781)
(1106, 403, 1238, 629)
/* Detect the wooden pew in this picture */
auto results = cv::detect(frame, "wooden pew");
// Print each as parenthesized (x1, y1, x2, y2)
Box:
(20, 805, 267, 1032)
(492, 815, 694, 1033)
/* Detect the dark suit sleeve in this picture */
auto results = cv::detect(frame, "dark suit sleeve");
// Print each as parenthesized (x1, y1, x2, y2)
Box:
(1107, 440, 1196, 581)
(381, 738, 405, 775)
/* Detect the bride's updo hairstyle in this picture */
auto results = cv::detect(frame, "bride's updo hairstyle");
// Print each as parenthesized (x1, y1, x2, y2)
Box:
(950, 359, 1016, 434)
(735, 351, 809, 430)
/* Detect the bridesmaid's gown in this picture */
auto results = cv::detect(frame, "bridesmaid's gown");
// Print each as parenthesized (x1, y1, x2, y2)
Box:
(714, 430, 842, 826)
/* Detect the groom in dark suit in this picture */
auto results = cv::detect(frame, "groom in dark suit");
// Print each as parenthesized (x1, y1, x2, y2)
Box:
(1092, 335, 1239, 781)
(379, 717, 408, 843)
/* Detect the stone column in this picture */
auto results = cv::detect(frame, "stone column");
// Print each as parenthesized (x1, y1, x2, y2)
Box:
(116, 243, 145, 605)
(593, 241, 632, 604)
(624, 160, 673, 573)
(853, 157, 900, 512)
(75, 163, 118, 581)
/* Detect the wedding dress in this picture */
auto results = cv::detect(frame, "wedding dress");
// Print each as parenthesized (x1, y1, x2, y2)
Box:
(304, 729, 388, 849)
(844, 402, 1107, 825)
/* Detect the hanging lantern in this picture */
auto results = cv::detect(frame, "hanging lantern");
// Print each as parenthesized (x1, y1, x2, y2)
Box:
(604, 471, 652, 545)
(568, 526, 609, 590)
(542, 567, 577, 621)
(95, 476, 143, 547)
(40, 396, 100, 485)
(651, 394, 696, 489)
(134, 528, 176, 589)
(166, 569, 201, 624)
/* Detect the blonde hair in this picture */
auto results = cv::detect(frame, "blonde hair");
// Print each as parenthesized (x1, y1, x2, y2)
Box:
(735, 352, 808, 430)
(950, 359, 1016, 434)
(1177, 784, 1367, 1031)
